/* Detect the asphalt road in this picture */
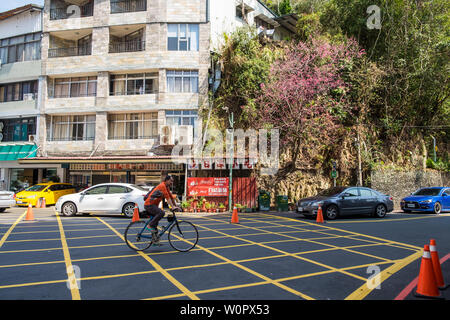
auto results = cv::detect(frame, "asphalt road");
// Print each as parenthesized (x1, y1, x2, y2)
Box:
(0, 206, 449, 303)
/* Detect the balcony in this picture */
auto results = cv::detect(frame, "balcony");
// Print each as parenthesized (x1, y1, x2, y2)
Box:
(50, 1, 94, 20)
(110, 0, 147, 14)
(109, 25, 145, 53)
(48, 45, 92, 58)
(109, 40, 145, 53)
(48, 30, 92, 58)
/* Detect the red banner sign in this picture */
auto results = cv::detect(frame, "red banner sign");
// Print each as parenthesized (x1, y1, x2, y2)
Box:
(187, 177, 229, 197)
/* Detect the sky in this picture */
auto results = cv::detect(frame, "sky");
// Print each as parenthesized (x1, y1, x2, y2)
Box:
(0, 0, 44, 13)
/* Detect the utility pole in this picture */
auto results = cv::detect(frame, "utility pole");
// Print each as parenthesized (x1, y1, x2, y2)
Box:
(228, 112, 234, 212)
(356, 126, 362, 186)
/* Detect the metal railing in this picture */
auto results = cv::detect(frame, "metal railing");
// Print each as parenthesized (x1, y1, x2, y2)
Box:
(110, 0, 147, 14)
(50, 2, 94, 20)
(48, 45, 92, 58)
(108, 135, 159, 140)
(109, 40, 145, 53)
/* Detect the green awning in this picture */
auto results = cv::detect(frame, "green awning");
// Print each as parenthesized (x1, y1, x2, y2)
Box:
(0, 144, 37, 161)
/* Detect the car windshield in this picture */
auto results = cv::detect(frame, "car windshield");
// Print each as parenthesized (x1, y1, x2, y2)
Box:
(317, 187, 347, 197)
(413, 188, 441, 196)
(25, 185, 47, 192)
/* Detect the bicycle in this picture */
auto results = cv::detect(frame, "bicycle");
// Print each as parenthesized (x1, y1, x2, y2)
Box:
(124, 207, 199, 252)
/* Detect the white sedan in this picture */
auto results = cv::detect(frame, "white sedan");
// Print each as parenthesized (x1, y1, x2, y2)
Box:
(0, 190, 16, 212)
(55, 183, 148, 218)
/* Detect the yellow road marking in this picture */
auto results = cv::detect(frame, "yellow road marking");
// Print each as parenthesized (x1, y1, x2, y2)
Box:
(345, 250, 423, 300)
(0, 210, 27, 248)
(198, 220, 369, 282)
(96, 217, 200, 300)
(56, 213, 81, 300)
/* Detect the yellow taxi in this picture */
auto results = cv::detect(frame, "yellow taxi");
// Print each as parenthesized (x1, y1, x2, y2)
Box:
(15, 182, 76, 207)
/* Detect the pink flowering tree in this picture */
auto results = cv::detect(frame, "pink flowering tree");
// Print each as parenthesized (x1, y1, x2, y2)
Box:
(253, 38, 365, 167)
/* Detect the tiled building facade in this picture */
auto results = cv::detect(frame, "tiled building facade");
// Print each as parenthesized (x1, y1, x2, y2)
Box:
(1, 0, 296, 192)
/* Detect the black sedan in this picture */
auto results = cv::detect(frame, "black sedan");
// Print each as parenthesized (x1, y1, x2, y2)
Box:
(296, 186, 394, 220)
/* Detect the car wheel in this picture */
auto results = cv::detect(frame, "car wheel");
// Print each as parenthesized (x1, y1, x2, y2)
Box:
(61, 202, 77, 217)
(375, 204, 387, 218)
(0, 208, 6, 213)
(123, 203, 136, 218)
(402, 209, 411, 213)
(433, 202, 442, 214)
(325, 205, 338, 220)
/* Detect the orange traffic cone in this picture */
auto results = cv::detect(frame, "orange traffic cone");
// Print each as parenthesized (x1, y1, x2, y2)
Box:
(231, 206, 239, 224)
(40, 197, 46, 208)
(430, 239, 449, 290)
(36, 198, 41, 208)
(25, 203, 35, 221)
(414, 245, 443, 299)
(132, 203, 140, 222)
(316, 204, 325, 223)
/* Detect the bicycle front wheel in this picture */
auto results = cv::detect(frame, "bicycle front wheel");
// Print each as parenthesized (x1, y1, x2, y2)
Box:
(168, 220, 199, 252)
(124, 221, 153, 251)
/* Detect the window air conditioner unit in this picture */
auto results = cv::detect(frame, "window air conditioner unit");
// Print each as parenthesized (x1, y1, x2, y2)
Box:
(160, 125, 175, 145)
(23, 93, 35, 101)
(176, 125, 193, 145)
(28, 135, 37, 143)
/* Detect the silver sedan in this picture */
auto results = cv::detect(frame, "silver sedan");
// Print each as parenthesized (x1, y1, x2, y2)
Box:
(55, 183, 148, 218)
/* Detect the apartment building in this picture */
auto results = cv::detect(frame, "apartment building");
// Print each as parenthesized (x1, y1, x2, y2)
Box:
(0, 5, 54, 192)
(12, 0, 296, 193)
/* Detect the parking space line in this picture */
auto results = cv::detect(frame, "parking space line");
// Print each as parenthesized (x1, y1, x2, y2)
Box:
(95, 217, 200, 300)
(56, 214, 81, 300)
(196, 220, 368, 283)
(345, 250, 423, 300)
(239, 216, 395, 263)
(256, 213, 422, 250)
(0, 210, 27, 248)
(201, 216, 390, 279)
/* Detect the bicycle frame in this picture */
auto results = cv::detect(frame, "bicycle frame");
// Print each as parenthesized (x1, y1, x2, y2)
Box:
(137, 211, 180, 240)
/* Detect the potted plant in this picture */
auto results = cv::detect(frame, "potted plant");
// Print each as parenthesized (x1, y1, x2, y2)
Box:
(200, 197, 206, 211)
(219, 203, 226, 212)
(181, 201, 189, 212)
(205, 202, 211, 212)
(235, 204, 242, 212)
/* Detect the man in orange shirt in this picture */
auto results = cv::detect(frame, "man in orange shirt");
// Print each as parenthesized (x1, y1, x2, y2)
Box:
(144, 175, 180, 244)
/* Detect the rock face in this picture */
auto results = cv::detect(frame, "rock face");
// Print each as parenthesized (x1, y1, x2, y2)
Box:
(371, 170, 450, 209)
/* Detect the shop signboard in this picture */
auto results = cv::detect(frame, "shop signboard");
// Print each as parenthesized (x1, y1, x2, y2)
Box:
(187, 177, 229, 197)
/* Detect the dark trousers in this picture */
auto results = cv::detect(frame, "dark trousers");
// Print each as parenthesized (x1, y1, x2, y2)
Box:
(145, 205, 165, 228)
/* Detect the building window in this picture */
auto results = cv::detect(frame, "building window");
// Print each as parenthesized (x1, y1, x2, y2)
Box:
(49, 77, 97, 98)
(0, 33, 41, 65)
(0, 117, 36, 142)
(165, 110, 198, 126)
(49, 115, 96, 141)
(110, 73, 158, 96)
(0, 81, 38, 103)
(167, 24, 199, 51)
(108, 113, 158, 140)
(166, 70, 198, 93)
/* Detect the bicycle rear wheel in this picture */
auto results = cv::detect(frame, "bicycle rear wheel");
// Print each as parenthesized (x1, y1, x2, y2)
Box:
(168, 220, 198, 252)
(124, 221, 153, 251)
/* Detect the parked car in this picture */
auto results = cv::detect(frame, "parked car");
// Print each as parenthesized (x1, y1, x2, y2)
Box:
(55, 183, 148, 218)
(400, 187, 450, 214)
(0, 190, 16, 212)
(15, 183, 76, 207)
(296, 186, 394, 220)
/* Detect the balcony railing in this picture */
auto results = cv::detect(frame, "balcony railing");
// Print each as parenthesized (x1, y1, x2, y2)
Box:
(48, 45, 92, 58)
(110, 0, 147, 14)
(109, 40, 145, 53)
(50, 2, 94, 20)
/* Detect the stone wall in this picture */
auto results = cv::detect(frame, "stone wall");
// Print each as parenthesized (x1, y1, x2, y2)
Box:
(371, 170, 450, 209)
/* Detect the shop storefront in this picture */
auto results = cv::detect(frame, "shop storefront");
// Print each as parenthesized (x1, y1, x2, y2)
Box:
(19, 156, 186, 195)
(0, 143, 59, 192)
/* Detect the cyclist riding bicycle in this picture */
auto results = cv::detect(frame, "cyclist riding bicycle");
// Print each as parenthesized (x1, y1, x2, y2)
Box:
(144, 175, 180, 245)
